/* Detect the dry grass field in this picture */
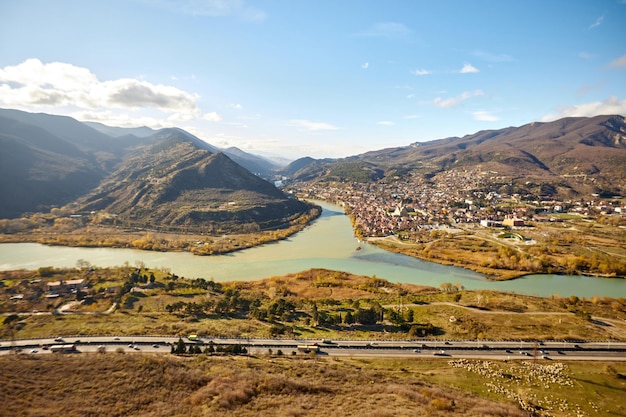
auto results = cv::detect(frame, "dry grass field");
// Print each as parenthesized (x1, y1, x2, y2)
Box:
(2, 268, 626, 342)
(1, 353, 625, 417)
(370, 217, 626, 280)
(2, 268, 626, 416)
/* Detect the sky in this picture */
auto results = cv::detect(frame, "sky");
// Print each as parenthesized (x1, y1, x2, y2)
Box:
(1, 1, 625, 160)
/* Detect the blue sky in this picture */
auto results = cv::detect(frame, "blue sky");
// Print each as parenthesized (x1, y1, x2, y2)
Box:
(1, 0, 625, 159)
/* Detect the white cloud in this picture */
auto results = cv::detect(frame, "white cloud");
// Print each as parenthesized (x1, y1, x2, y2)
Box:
(472, 111, 499, 122)
(229, 103, 243, 110)
(579, 52, 594, 60)
(608, 54, 626, 69)
(540, 96, 626, 121)
(459, 63, 479, 74)
(376, 121, 394, 126)
(288, 119, 339, 131)
(356, 22, 412, 39)
(203, 112, 223, 122)
(70, 110, 173, 129)
(167, 112, 198, 122)
(0, 59, 200, 115)
(589, 14, 604, 29)
(432, 90, 484, 108)
(361, 62, 369, 69)
(102, 79, 199, 111)
(412, 68, 431, 76)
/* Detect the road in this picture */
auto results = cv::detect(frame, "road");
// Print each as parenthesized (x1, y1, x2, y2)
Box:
(2, 336, 625, 361)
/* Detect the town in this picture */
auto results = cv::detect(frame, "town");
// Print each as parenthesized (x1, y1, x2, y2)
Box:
(287, 168, 624, 239)
(285, 168, 626, 279)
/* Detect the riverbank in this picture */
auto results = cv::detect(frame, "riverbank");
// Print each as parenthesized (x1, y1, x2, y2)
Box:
(367, 236, 527, 281)
(0, 205, 322, 256)
(366, 221, 626, 281)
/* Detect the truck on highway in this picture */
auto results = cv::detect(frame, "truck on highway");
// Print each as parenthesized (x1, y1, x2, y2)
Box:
(297, 345, 320, 353)
(50, 344, 76, 353)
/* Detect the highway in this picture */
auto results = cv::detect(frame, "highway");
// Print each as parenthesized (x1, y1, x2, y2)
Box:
(2, 336, 625, 361)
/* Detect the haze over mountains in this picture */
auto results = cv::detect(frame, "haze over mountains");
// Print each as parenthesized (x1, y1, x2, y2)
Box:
(1, 108, 625, 225)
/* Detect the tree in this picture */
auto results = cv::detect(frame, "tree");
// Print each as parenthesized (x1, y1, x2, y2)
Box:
(355, 308, 378, 325)
(76, 259, 91, 270)
(344, 310, 355, 325)
(174, 337, 186, 354)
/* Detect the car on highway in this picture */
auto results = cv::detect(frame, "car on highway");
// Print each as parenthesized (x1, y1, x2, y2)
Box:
(30, 349, 38, 353)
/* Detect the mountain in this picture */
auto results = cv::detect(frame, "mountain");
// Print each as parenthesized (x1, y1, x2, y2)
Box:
(84, 121, 157, 138)
(360, 115, 626, 175)
(0, 109, 288, 218)
(289, 115, 626, 198)
(0, 113, 107, 217)
(70, 130, 309, 232)
(87, 121, 279, 177)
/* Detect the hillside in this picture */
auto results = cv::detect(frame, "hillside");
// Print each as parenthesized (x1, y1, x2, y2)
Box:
(0, 109, 283, 218)
(287, 115, 626, 198)
(0, 114, 105, 218)
(69, 130, 310, 233)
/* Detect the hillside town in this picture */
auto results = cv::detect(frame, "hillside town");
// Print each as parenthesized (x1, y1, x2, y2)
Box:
(286, 169, 625, 239)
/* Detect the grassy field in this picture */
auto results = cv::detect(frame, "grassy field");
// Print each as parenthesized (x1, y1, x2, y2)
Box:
(369, 217, 626, 280)
(2, 267, 626, 416)
(2, 267, 625, 342)
(1, 353, 625, 417)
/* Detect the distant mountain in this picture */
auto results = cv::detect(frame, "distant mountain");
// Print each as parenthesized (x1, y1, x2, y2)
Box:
(222, 146, 279, 176)
(361, 115, 626, 175)
(289, 115, 626, 198)
(70, 130, 309, 232)
(84, 121, 157, 138)
(280, 157, 339, 181)
(0, 109, 295, 223)
(87, 121, 278, 177)
(0, 112, 108, 217)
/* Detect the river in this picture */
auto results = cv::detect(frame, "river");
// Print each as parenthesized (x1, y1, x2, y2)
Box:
(0, 201, 624, 298)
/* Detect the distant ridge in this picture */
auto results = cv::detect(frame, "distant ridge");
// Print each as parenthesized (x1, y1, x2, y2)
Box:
(70, 131, 309, 232)
(286, 115, 626, 198)
(0, 109, 285, 218)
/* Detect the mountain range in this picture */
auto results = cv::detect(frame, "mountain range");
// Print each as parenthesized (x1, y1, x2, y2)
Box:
(0, 109, 284, 218)
(284, 114, 626, 198)
(1, 109, 625, 225)
(0, 108, 306, 231)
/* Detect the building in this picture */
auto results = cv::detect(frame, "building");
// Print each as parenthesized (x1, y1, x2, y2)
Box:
(503, 217, 525, 227)
(47, 279, 85, 293)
